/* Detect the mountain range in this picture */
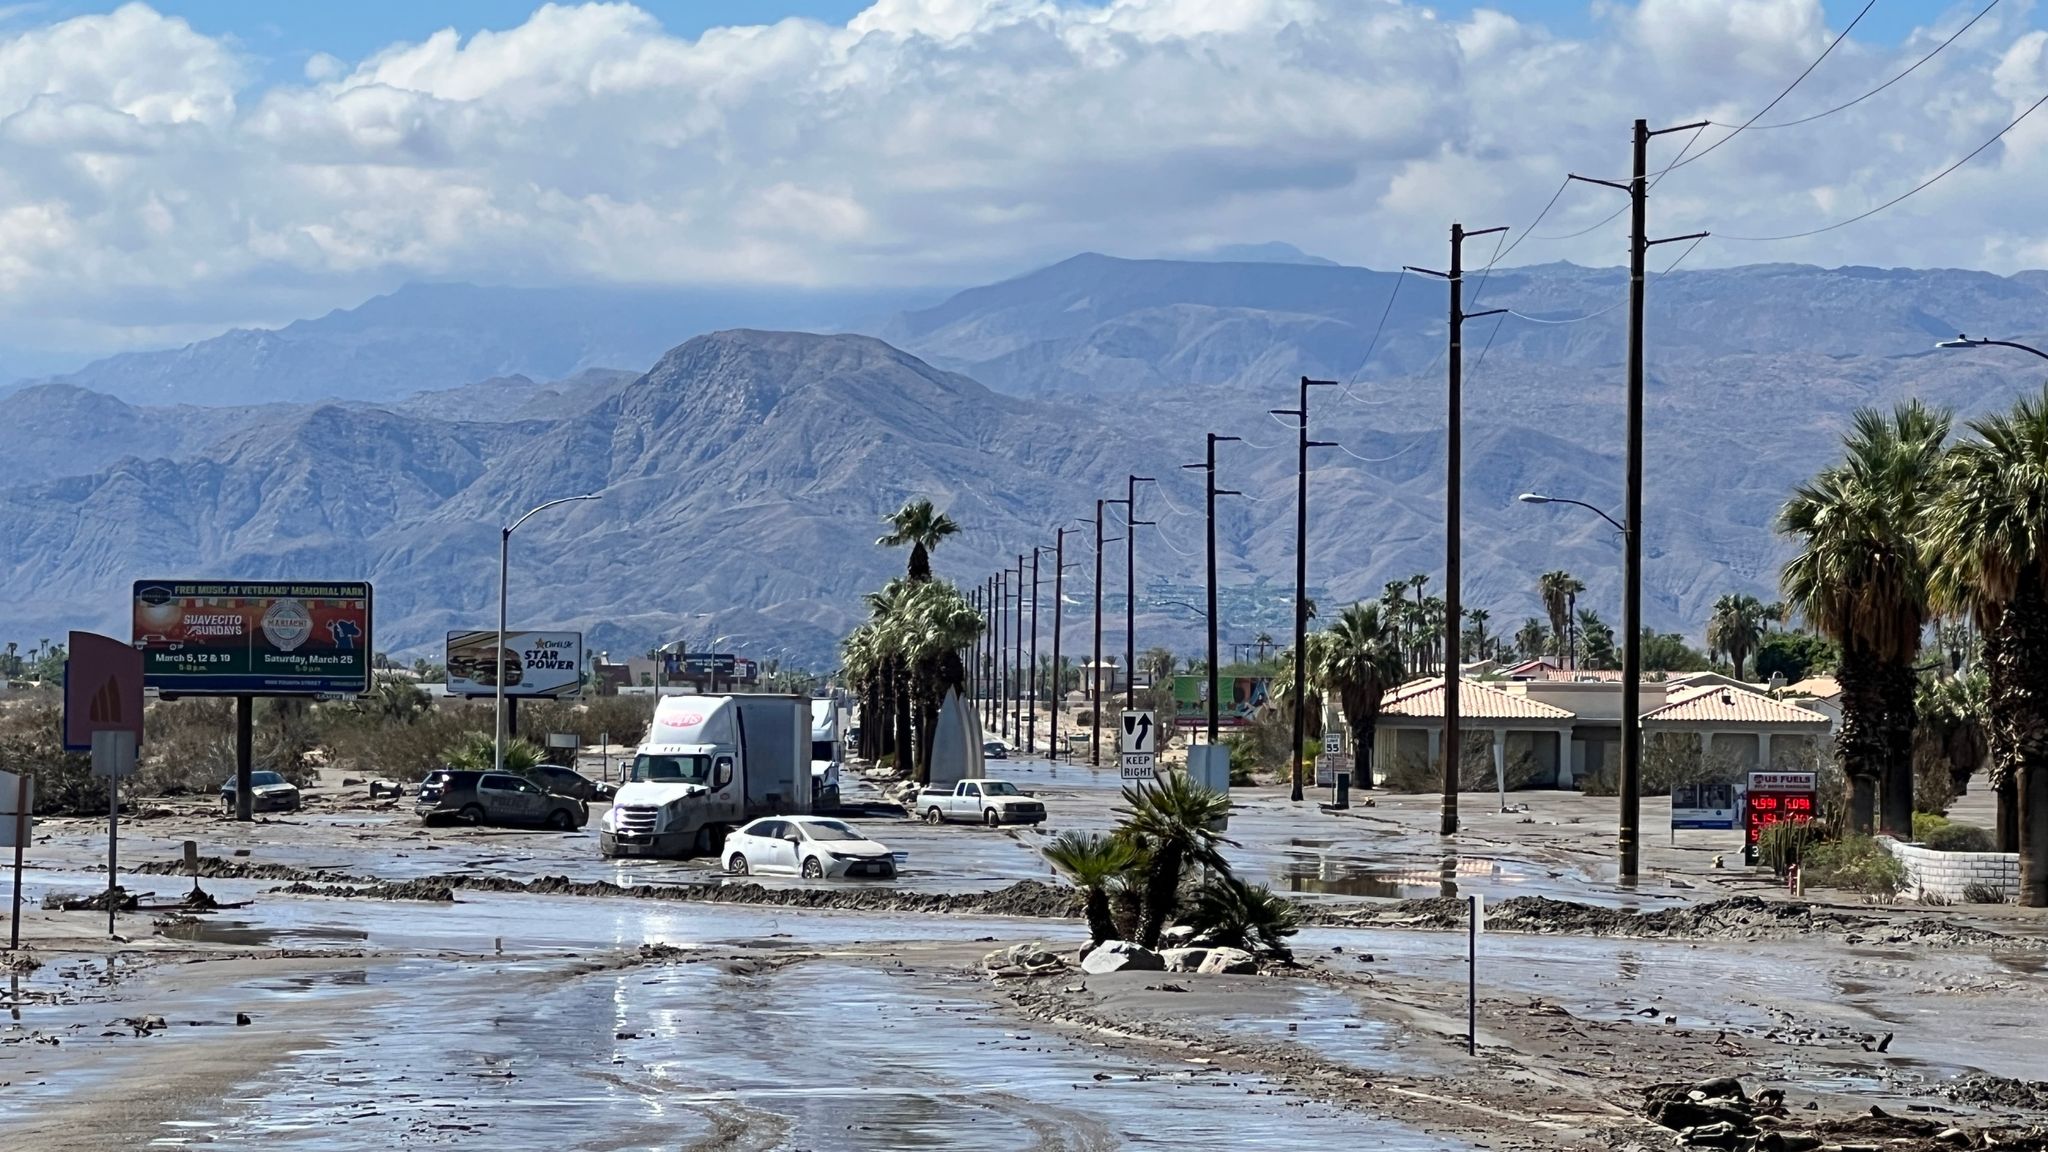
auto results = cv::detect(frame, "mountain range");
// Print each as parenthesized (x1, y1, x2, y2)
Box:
(5, 251, 2046, 666)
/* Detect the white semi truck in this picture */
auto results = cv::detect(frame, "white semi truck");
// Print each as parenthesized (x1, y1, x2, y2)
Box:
(810, 697, 843, 811)
(599, 694, 810, 858)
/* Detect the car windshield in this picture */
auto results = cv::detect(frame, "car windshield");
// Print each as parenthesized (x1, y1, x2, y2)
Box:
(247, 771, 285, 787)
(980, 781, 1020, 796)
(631, 754, 711, 784)
(800, 821, 867, 842)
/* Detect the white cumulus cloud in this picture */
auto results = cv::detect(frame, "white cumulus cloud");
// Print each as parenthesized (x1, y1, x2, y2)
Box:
(0, 0, 2045, 364)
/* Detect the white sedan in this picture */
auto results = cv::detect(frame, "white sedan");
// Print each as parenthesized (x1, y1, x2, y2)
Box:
(723, 816, 899, 880)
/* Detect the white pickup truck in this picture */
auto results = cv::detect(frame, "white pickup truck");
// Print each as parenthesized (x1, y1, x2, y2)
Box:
(914, 779, 1046, 827)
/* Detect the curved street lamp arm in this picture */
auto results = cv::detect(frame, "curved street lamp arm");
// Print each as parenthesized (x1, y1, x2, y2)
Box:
(1524, 494, 1628, 536)
(1937, 335, 2048, 361)
(508, 492, 602, 535)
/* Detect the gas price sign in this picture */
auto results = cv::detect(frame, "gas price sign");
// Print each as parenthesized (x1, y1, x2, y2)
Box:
(1744, 770, 1818, 850)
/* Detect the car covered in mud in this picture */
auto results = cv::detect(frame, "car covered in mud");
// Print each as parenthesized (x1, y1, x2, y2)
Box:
(416, 769, 589, 830)
(527, 763, 614, 803)
(220, 770, 301, 814)
(723, 816, 900, 879)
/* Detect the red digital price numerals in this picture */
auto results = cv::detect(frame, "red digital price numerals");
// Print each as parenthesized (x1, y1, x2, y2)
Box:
(1745, 792, 1815, 842)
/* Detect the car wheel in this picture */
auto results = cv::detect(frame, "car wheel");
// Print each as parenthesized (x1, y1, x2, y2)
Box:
(458, 803, 486, 825)
(923, 806, 945, 825)
(984, 808, 1001, 828)
(727, 853, 749, 876)
(801, 857, 824, 879)
(547, 808, 574, 831)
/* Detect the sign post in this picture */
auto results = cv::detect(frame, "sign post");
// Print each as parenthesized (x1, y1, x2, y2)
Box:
(91, 730, 138, 938)
(1119, 711, 1156, 781)
(1743, 770, 1818, 867)
(2, 771, 31, 951)
(1468, 893, 1484, 1055)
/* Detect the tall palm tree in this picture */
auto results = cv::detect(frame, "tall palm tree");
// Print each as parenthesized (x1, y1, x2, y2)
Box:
(1119, 774, 1232, 947)
(876, 498, 960, 583)
(1538, 571, 1583, 667)
(1142, 647, 1178, 691)
(1042, 831, 1139, 943)
(883, 579, 984, 781)
(1780, 401, 1949, 838)
(1512, 618, 1547, 662)
(1463, 608, 1492, 663)
(1314, 602, 1405, 790)
(1926, 386, 2048, 904)
(1706, 593, 1769, 680)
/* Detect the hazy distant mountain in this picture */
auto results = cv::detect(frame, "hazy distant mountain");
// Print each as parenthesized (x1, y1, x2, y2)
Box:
(1183, 241, 1338, 266)
(14, 281, 934, 407)
(879, 253, 2048, 397)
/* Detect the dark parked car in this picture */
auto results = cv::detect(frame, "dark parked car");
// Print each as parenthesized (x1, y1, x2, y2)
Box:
(528, 763, 613, 802)
(221, 770, 301, 813)
(416, 769, 588, 830)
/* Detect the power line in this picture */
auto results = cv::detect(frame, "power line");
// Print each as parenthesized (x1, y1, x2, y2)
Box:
(1531, 125, 1704, 241)
(1715, 86, 2048, 242)
(1709, 0, 1998, 133)
(1152, 522, 1199, 558)
(1342, 267, 1407, 388)
(1334, 437, 1428, 465)
(1668, 0, 1877, 173)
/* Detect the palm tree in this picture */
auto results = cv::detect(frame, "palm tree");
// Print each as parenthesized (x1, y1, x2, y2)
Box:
(1313, 602, 1404, 790)
(876, 497, 961, 583)
(1538, 571, 1583, 668)
(1042, 831, 1139, 944)
(1119, 774, 1233, 947)
(1706, 593, 1769, 680)
(1915, 671, 1989, 805)
(1184, 878, 1300, 961)
(447, 732, 544, 773)
(1512, 618, 1547, 662)
(1781, 401, 1949, 838)
(1926, 386, 2048, 904)
(1463, 608, 1492, 663)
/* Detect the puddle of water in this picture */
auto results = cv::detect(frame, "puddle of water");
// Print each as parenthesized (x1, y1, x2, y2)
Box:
(177, 960, 1470, 1150)
(1212, 984, 1424, 1073)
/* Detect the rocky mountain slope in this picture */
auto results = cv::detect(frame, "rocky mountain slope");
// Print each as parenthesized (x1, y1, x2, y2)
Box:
(7, 254, 2047, 664)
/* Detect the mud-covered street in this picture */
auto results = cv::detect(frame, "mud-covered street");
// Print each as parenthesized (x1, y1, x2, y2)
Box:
(6, 757, 2048, 1150)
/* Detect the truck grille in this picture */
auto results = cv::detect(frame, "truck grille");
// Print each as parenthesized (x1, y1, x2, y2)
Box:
(615, 805, 661, 834)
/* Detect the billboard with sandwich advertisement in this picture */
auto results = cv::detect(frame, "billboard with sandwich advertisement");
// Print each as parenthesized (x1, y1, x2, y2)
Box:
(447, 630, 584, 698)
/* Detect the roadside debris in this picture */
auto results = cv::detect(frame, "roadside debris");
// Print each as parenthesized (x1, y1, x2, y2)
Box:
(982, 941, 1066, 977)
(1640, 1076, 2048, 1151)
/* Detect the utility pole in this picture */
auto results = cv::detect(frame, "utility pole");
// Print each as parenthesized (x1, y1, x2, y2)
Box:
(1183, 434, 1242, 744)
(1123, 475, 1155, 710)
(1014, 553, 1027, 739)
(984, 576, 996, 729)
(1272, 377, 1337, 802)
(1093, 499, 1122, 767)
(1028, 546, 1041, 756)
(996, 569, 1010, 740)
(1569, 117, 1708, 882)
(1407, 222, 1507, 833)
(1052, 526, 1076, 760)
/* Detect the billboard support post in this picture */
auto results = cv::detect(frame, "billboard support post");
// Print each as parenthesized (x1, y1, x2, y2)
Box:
(235, 696, 253, 823)
(493, 494, 603, 775)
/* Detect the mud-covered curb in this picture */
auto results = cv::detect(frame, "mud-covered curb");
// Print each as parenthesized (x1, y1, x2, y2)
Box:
(135, 857, 1083, 919)
(132, 857, 2041, 947)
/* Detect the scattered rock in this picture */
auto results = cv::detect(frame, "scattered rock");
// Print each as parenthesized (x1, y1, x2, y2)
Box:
(1161, 947, 1210, 973)
(1944, 1074, 2048, 1111)
(1160, 926, 1197, 947)
(1196, 947, 1258, 975)
(982, 941, 1066, 974)
(235, 1013, 252, 1026)
(1080, 941, 1165, 975)
(121, 1015, 167, 1037)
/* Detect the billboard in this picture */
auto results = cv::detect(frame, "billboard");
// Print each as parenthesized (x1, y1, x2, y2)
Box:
(447, 630, 584, 698)
(1171, 675, 1271, 729)
(132, 581, 373, 696)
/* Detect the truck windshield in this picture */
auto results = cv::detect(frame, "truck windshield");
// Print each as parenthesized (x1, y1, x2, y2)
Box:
(632, 754, 712, 784)
(981, 781, 1020, 796)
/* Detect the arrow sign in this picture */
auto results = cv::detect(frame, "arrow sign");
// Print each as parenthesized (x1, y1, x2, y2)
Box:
(1120, 711, 1156, 780)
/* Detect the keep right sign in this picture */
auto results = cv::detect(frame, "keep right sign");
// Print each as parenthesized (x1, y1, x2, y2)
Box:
(1119, 711, 1157, 781)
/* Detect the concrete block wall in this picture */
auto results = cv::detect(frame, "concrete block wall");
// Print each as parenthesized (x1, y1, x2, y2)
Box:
(1882, 838, 2019, 903)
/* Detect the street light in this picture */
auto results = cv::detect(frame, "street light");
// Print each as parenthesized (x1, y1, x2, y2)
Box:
(1516, 489, 1643, 880)
(1517, 493, 1627, 536)
(1935, 334, 2048, 360)
(498, 493, 602, 773)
